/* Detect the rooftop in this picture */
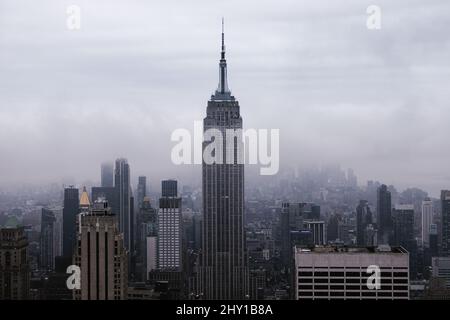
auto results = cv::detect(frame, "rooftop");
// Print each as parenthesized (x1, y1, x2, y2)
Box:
(295, 245, 408, 254)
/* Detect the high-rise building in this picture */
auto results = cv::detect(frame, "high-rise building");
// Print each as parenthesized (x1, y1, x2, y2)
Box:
(392, 204, 417, 278)
(199, 21, 249, 299)
(377, 184, 392, 244)
(63, 186, 79, 260)
(101, 162, 114, 188)
(392, 205, 415, 250)
(0, 227, 30, 300)
(158, 180, 182, 271)
(40, 208, 56, 272)
(441, 190, 450, 256)
(280, 203, 321, 267)
(431, 257, 450, 290)
(294, 245, 410, 300)
(115, 158, 133, 253)
(421, 198, 434, 248)
(136, 197, 158, 281)
(137, 176, 147, 208)
(303, 220, 326, 245)
(73, 199, 128, 300)
(356, 200, 375, 246)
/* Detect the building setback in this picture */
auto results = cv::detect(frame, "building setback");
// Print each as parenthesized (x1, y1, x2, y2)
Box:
(199, 20, 249, 299)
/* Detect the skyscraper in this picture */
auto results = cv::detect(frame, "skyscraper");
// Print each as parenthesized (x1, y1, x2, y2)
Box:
(441, 190, 450, 256)
(115, 158, 132, 252)
(137, 197, 158, 281)
(199, 21, 249, 299)
(158, 180, 182, 271)
(356, 200, 375, 246)
(63, 186, 79, 260)
(421, 198, 434, 248)
(73, 199, 128, 300)
(137, 176, 147, 208)
(392, 204, 417, 278)
(0, 227, 30, 300)
(377, 184, 392, 244)
(40, 208, 56, 272)
(101, 162, 114, 188)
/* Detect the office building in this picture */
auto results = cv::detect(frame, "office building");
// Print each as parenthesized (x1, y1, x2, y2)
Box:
(73, 199, 128, 300)
(356, 200, 375, 246)
(432, 257, 450, 289)
(62, 186, 79, 260)
(137, 176, 147, 208)
(304, 220, 326, 245)
(158, 180, 182, 271)
(0, 227, 30, 300)
(101, 162, 114, 188)
(40, 208, 56, 272)
(377, 184, 392, 244)
(294, 245, 409, 300)
(198, 21, 249, 299)
(421, 198, 434, 248)
(441, 190, 450, 256)
(115, 158, 133, 253)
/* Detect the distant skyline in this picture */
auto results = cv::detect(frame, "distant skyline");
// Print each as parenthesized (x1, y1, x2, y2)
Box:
(1, 0, 449, 196)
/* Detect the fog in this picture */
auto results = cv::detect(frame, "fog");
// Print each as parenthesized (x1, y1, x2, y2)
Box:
(0, 0, 449, 196)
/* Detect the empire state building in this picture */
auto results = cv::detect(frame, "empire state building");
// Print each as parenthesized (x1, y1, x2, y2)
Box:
(199, 20, 249, 300)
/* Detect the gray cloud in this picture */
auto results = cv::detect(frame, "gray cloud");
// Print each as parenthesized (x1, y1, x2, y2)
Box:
(0, 0, 449, 196)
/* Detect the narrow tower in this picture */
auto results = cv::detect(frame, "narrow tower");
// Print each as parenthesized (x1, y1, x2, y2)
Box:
(199, 20, 249, 299)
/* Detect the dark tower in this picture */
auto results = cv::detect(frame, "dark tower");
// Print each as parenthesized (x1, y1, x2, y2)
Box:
(377, 184, 392, 244)
(101, 162, 114, 188)
(199, 19, 249, 300)
(62, 186, 79, 260)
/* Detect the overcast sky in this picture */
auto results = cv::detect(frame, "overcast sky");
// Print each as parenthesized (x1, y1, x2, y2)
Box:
(0, 0, 449, 196)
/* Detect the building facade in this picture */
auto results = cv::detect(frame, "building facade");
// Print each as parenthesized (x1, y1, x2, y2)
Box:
(101, 162, 114, 188)
(377, 184, 392, 244)
(0, 227, 30, 300)
(63, 186, 79, 260)
(294, 245, 409, 300)
(441, 190, 450, 256)
(421, 198, 434, 248)
(40, 208, 56, 271)
(158, 180, 182, 271)
(199, 21, 249, 299)
(74, 199, 128, 300)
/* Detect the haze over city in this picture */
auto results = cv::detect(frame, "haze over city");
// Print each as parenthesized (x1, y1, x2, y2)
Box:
(1, 0, 450, 196)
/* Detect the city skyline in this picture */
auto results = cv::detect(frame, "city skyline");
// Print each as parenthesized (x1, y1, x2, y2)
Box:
(1, 1, 450, 303)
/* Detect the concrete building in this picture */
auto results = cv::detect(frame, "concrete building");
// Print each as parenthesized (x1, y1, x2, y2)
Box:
(294, 245, 409, 300)
(73, 199, 128, 300)
(441, 190, 450, 256)
(0, 227, 30, 300)
(198, 21, 249, 299)
(432, 257, 450, 289)
(40, 208, 56, 272)
(158, 180, 182, 271)
(421, 198, 434, 248)
(304, 220, 326, 245)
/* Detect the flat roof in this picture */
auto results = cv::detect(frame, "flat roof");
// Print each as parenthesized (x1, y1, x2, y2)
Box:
(295, 245, 408, 254)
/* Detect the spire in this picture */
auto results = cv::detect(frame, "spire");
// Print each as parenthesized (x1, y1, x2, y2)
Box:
(213, 18, 232, 100)
(80, 186, 91, 209)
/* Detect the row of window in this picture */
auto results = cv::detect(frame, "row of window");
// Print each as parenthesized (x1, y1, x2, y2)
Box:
(298, 291, 408, 297)
(298, 271, 408, 277)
